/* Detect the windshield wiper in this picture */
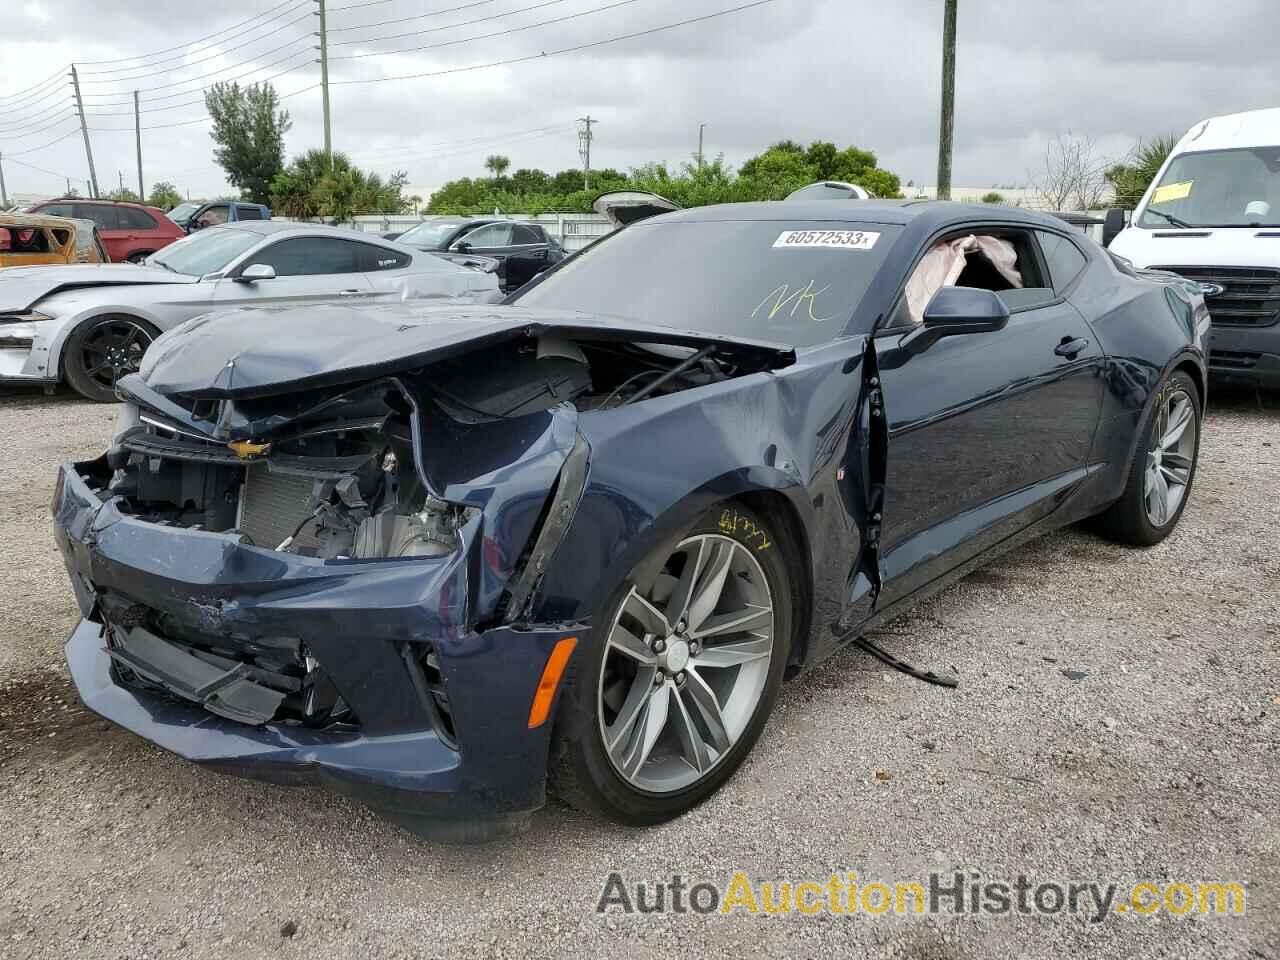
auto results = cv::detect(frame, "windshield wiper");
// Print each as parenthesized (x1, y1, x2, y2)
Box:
(151, 259, 178, 274)
(1146, 209, 1196, 229)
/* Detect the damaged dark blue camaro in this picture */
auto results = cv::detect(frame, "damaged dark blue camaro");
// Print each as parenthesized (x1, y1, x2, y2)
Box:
(53, 201, 1209, 841)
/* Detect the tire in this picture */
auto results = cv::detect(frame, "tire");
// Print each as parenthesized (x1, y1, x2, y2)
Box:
(1092, 369, 1201, 546)
(62, 315, 159, 403)
(125, 251, 153, 264)
(550, 503, 793, 825)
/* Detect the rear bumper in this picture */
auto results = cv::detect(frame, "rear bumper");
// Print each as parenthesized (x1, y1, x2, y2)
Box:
(53, 459, 584, 841)
(1209, 323, 1280, 386)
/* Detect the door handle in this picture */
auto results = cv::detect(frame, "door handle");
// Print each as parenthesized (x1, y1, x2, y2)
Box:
(338, 289, 362, 296)
(1054, 337, 1089, 359)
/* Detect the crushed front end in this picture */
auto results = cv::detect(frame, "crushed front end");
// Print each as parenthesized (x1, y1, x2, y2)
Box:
(53, 372, 589, 841)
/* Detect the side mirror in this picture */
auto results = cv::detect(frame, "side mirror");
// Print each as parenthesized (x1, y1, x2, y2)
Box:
(236, 263, 276, 283)
(1102, 208, 1126, 247)
(899, 287, 1010, 355)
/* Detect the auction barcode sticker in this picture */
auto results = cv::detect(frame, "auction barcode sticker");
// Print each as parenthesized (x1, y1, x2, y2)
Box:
(773, 229, 880, 250)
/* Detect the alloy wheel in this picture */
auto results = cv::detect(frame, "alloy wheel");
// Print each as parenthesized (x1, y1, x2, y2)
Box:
(1144, 387, 1196, 527)
(597, 533, 774, 794)
(80, 318, 152, 391)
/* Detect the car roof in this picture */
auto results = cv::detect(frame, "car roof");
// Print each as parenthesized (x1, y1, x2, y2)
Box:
(214, 221, 400, 242)
(1175, 106, 1280, 153)
(651, 199, 1079, 232)
(2, 211, 78, 230)
(42, 197, 157, 211)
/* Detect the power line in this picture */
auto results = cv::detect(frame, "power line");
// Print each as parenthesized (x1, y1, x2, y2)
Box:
(332, 0, 641, 59)
(76, 0, 304, 66)
(79, 32, 315, 92)
(329, 0, 496, 33)
(329, 0, 399, 10)
(330, 0, 778, 85)
(0, 114, 79, 142)
(347, 123, 571, 161)
(0, 66, 68, 105)
(0, 82, 73, 120)
(6, 128, 82, 158)
(86, 82, 320, 133)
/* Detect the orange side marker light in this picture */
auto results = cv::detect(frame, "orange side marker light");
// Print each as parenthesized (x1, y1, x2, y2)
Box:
(527, 636, 578, 729)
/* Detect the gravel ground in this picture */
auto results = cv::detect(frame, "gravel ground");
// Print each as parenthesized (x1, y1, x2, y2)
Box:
(1, 383, 1277, 960)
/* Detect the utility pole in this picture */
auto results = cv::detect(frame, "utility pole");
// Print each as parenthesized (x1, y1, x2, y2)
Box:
(697, 122, 706, 171)
(0, 153, 8, 208)
(66, 177, 71, 195)
(118, 170, 125, 195)
(935, 0, 957, 200)
(577, 115, 596, 191)
(315, 0, 332, 161)
(70, 65, 99, 199)
(134, 90, 144, 200)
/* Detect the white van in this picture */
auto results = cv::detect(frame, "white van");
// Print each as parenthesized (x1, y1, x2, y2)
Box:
(1109, 107, 1280, 386)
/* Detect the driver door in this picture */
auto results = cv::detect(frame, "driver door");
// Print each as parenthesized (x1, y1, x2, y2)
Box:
(871, 226, 1105, 608)
(212, 236, 372, 307)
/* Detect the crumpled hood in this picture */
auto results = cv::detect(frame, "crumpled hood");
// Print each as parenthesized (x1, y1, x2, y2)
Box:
(0, 263, 198, 313)
(133, 301, 795, 399)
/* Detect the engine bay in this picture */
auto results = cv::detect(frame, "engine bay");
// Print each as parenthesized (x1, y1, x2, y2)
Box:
(103, 332, 762, 558)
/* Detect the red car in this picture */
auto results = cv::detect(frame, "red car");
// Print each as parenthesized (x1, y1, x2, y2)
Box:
(26, 199, 185, 264)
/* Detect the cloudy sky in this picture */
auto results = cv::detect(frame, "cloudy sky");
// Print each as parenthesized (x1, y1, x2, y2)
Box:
(2, 0, 1277, 202)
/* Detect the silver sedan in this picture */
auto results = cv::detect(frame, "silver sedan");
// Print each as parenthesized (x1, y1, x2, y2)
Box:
(0, 221, 502, 401)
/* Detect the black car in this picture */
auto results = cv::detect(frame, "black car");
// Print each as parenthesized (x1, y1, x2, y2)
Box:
(52, 200, 1208, 841)
(394, 218, 565, 291)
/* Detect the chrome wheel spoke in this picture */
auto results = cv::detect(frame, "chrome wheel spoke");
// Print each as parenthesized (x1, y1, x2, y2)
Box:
(690, 603, 772, 639)
(695, 636, 772, 669)
(685, 541, 733, 632)
(605, 668, 656, 752)
(664, 538, 707, 628)
(1160, 464, 1188, 486)
(1163, 451, 1193, 473)
(608, 624, 656, 664)
(1162, 399, 1192, 448)
(622, 588, 669, 636)
(619, 684, 669, 778)
(670, 688, 711, 773)
(682, 669, 731, 752)
(1150, 470, 1170, 524)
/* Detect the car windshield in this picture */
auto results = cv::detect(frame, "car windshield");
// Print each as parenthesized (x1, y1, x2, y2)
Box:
(168, 202, 200, 223)
(147, 227, 260, 276)
(512, 219, 903, 346)
(397, 220, 467, 248)
(1140, 146, 1280, 228)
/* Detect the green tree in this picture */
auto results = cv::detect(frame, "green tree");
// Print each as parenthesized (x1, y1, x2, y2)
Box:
(1105, 135, 1177, 208)
(105, 187, 141, 202)
(270, 149, 409, 220)
(981, 191, 1005, 204)
(147, 181, 182, 210)
(485, 154, 511, 177)
(205, 81, 292, 204)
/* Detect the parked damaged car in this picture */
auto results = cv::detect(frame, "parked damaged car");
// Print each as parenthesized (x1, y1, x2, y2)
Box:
(53, 201, 1208, 841)
(0, 221, 500, 402)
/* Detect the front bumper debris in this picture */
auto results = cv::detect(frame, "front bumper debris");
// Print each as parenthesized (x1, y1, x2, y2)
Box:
(54, 459, 584, 842)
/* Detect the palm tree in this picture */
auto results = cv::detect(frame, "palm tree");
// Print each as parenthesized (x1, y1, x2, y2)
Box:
(484, 155, 511, 178)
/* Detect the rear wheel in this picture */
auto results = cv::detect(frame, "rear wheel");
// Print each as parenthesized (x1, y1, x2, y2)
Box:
(63, 315, 158, 402)
(551, 505, 791, 825)
(1093, 369, 1201, 546)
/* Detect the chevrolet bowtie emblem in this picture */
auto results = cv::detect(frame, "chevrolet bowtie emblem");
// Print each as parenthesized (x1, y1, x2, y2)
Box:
(227, 440, 271, 458)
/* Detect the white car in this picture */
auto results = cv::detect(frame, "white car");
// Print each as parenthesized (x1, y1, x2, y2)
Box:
(0, 221, 502, 401)
(1108, 106, 1280, 387)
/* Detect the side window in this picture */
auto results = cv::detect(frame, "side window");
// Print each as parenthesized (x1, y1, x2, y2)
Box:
(197, 204, 230, 227)
(120, 207, 157, 230)
(459, 223, 513, 247)
(511, 224, 542, 245)
(1036, 230, 1089, 293)
(358, 243, 411, 271)
(78, 204, 119, 230)
(251, 237, 359, 276)
(38, 203, 75, 217)
(236, 205, 263, 221)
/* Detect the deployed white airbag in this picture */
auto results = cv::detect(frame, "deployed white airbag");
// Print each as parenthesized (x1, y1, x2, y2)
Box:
(905, 235, 1023, 324)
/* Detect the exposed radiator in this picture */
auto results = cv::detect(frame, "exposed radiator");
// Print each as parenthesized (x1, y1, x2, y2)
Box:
(238, 466, 319, 550)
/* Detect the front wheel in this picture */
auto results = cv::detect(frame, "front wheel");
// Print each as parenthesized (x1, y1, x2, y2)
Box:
(550, 504, 792, 825)
(63, 315, 158, 402)
(1092, 369, 1201, 546)
(125, 251, 153, 264)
